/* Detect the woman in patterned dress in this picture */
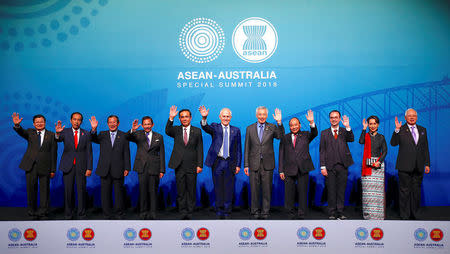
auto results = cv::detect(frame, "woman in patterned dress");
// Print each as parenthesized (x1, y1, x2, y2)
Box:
(359, 115, 387, 220)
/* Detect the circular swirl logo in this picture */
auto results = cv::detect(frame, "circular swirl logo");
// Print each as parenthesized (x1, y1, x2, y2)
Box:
(181, 228, 195, 241)
(414, 228, 428, 242)
(355, 227, 369, 241)
(179, 18, 225, 63)
(8, 228, 21, 242)
(123, 228, 137, 241)
(297, 227, 311, 241)
(67, 228, 80, 241)
(239, 227, 252, 241)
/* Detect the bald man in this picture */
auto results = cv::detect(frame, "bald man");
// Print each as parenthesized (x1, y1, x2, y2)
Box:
(199, 106, 242, 219)
(391, 108, 430, 220)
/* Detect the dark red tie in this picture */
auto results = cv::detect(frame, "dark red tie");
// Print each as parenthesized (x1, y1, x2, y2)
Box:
(333, 129, 338, 140)
(293, 134, 297, 148)
(73, 130, 78, 164)
(183, 128, 188, 145)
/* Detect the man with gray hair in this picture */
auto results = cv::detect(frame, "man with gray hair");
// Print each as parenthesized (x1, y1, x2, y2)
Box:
(391, 108, 430, 220)
(199, 106, 242, 219)
(244, 106, 284, 219)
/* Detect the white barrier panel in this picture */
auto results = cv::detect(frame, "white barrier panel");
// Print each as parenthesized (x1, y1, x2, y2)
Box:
(1, 220, 448, 254)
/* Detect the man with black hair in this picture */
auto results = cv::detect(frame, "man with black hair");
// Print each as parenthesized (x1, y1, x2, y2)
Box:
(166, 106, 203, 220)
(12, 113, 57, 220)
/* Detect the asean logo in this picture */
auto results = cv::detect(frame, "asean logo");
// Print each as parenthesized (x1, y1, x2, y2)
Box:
(8, 228, 21, 242)
(312, 227, 326, 240)
(67, 228, 80, 241)
(232, 17, 278, 63)
(82, 228, 95, 241)
(297, 227, 311, 241)
(370, 228, 383, 241)
(139, 228, 152, 241)
(239, 227, 252, 241)
(414, 228, 428, 242)
(181, 228, 195, 241)
(23, 228, 37, 241)
(179, 18, 225, 63)
(430, 228, 444, 242)
(254, 227, 267, 240)
(355, 227, 369, 241)
(197, 227, 210, 241)
(123, 228, 137, 241)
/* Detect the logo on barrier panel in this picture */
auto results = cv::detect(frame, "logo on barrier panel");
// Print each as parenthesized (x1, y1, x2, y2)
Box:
(254, 227, 267, 240)
(197, 228, 210, 241)
(239, 227, 252, 241)
(8, 228, 21, 242)
(139, 228, 152, 241)
(355, 227, 369, 241)
(179, 18, 225, 63)
(297, 227, 311, 241)
(430, 228, 443, 242)
(414, 228, 428, 242)
(232, 17, 278, 63)
(123, 228, 137, 241)
(82, 228, 95, 241)
(312, 227, 325, 240)
(67, 228, 80, 241)
(181, 228, 195, 241)
(23, 228, 37, 242)
(370, 228, 383, 241)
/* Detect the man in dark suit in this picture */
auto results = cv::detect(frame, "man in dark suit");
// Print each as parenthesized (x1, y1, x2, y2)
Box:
(391, 108, 430, 220)
(166, 106, 203, 220)
(199, 106, 242, 219)
(319, 110, 354, 220)
(89, 115, 131, 219)
(129, 116, 165, 220)
(244, 106, 284, 219)
(55, 112, 93, 219)
(12, 113, 57, 220)
(279, 110, 317, 219)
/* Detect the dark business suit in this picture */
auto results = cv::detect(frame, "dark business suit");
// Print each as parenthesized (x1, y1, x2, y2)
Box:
(279, 125, 318, 218)
(166, 119, 203, 217)
(128, 130, 165, 219)
(57, 128, 93, 219)
(13, 126, 57, 217)
(319, 127, 354, 216)
(391, 124, 430, 219)
(201, 121, 242, 217)
(244, 122, 284, 218)
(91, 130, 130, 219)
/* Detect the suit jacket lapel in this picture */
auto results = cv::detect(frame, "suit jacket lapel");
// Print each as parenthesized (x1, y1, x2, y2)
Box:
(149, 132, 157, 150)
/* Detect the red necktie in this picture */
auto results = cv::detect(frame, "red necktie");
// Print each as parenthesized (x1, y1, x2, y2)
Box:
(293, 134, 297, 148)
(333, 129, 338, 140)
(73, 130, 78, 164)
(183, 128, 188, 145)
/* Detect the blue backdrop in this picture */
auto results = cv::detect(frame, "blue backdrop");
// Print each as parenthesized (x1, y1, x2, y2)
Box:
(1, 0, 449, 208)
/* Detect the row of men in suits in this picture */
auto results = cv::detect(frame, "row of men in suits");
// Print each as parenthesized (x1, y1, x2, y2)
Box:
(12, 106, 430, 220)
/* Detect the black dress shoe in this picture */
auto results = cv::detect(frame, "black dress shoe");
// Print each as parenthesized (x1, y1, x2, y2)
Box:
(337, 214, 347, 220)
(78, 215, 87, 220)
(139, 213, 147, 220)
(251, 214, 260, 220)
(64, 215, 73, 220)
(260, 214, 269, 220)
(328, 215, 336, 220)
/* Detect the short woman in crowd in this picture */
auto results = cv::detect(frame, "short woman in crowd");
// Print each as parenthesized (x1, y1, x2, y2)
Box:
(359, 115, 387, 220)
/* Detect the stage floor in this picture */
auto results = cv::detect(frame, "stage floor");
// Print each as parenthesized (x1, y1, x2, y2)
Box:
(1, 206, 449, 221)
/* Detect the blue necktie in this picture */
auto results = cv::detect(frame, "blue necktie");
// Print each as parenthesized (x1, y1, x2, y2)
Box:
(146, 132, 151, 147)
(223, 126, 229, 158)
(37, 131, 41, 147)
(110, 132, 115, 147)
(258, 124, 264, 142)
(411, 126, 418, 144)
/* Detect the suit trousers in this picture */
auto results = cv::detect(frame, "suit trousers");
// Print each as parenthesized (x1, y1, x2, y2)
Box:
(63, 166, 87, 218)
(101, 172, 125, 218)
(138, 172, 159, 218)
(398, 169, 423, 219)
(326, 164, 348, 216)
(25, 163, 50, 217)
(284, 171, 309, 217)
(250, 160, 274, 216)
(212, 157, 235, 216)
(175, 168, 197, 216)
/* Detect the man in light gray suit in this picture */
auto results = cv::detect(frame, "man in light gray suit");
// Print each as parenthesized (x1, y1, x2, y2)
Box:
(244, 106, 284, 219)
